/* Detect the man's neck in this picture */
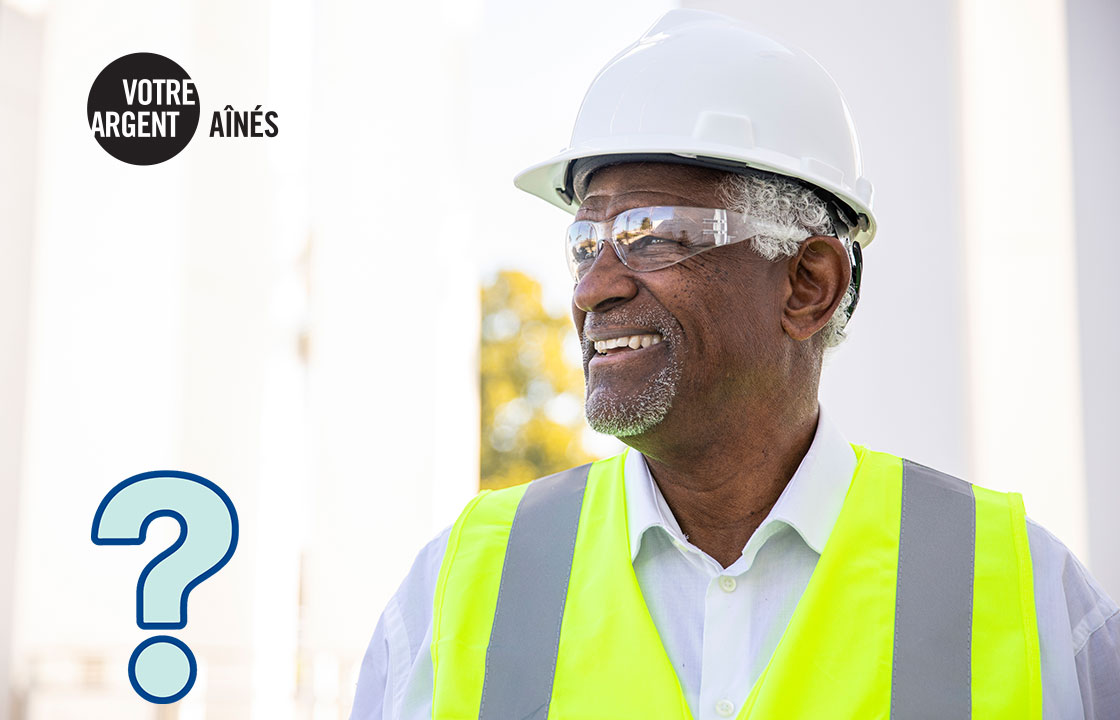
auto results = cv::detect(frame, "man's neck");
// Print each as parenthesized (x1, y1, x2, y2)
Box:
(629, 402, 820, 569)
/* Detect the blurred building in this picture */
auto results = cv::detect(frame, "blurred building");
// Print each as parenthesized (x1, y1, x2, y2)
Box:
(1, 0, 483, 717)
(0, 0, 1117, 718)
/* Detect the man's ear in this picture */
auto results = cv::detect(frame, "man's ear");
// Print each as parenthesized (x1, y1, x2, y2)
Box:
(780, 236, 851, 342)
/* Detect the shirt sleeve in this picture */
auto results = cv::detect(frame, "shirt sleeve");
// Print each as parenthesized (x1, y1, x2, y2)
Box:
(1076, 611, 1120, 720)
(349, 525, 453, 720)
(1028, 518, 1120, 720)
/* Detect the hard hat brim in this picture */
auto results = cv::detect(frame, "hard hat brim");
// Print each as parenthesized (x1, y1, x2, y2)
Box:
(513, 144, 877, 248)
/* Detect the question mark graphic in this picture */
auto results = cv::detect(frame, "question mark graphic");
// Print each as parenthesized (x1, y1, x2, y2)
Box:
(91, 470, 238, 704)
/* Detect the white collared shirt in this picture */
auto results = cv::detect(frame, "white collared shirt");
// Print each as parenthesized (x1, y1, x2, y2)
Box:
(349, 407, 1120, 719)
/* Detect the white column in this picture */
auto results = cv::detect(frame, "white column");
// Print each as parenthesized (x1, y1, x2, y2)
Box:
(15, 2, 192, 718)
(1065, 0, 1120, 599)
(959, 0, 1088, 558)
(308, 2, 480, 714)
(0, 5, 45, 716)
(183, 1, 305, 716)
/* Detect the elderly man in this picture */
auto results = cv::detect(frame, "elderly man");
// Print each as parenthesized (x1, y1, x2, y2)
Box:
(351, 9, 1120, 719)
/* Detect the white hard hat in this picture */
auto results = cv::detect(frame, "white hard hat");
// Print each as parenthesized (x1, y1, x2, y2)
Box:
(513, 8, 877, 248)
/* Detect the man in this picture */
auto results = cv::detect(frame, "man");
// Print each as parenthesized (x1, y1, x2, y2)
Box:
(351, 9, 1120, 719)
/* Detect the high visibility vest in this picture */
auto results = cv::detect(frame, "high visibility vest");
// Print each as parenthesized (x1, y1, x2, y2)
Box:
(431, 446, 1043, 719)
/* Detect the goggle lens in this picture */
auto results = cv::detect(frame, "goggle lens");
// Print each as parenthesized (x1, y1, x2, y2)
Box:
(565, 206, 760, 282)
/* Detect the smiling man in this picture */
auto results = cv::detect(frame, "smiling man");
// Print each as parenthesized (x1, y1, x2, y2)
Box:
(571, 161, 850, 571)
(350, 10, 1120, 720)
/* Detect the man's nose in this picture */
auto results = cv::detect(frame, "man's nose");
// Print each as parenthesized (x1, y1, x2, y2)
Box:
(572, 243, 640, 314)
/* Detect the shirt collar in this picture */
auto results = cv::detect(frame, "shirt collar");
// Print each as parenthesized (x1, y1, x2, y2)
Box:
(624, 404, 857, 563)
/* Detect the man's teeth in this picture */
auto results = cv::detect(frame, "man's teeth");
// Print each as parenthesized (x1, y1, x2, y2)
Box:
(593, 334, 663, 354)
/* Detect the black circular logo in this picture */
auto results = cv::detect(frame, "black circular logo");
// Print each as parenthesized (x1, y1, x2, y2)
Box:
(87, 53, 200, 165)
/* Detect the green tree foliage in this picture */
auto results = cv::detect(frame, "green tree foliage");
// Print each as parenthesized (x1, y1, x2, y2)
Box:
(480, 271, 594, 490)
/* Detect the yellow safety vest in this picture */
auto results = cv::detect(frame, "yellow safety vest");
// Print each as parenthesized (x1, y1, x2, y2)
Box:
(431, 446, 1042, 719)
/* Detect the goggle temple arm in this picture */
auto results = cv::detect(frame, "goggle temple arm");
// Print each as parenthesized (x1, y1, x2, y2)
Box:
(847, 240, 862, 319)
(821, 198, 862, 322)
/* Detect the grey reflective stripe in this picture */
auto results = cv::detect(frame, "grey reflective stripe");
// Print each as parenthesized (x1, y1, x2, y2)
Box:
(478, 464, 591, 720)
(892, 459, 976, 719)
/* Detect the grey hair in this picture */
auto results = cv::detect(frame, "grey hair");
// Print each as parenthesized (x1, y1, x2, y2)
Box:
(715, 171, 855, 349)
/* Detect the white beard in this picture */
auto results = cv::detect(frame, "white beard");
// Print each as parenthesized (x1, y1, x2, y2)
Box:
(581, 308, 684, 438)
(584, 358, 682, 437)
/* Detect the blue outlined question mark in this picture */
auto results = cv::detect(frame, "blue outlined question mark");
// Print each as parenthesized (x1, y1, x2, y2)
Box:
(91, 470, 238, 704)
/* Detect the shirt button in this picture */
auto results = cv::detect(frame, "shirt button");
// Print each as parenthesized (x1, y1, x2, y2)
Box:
(715, 699, 735, 717)
(719, 575, 737, 593)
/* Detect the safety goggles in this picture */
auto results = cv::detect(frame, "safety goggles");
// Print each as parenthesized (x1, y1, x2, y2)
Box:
(565, 206, 793, 283)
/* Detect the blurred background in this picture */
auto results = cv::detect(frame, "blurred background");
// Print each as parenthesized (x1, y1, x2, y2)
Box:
(0, 0, 1117, 717)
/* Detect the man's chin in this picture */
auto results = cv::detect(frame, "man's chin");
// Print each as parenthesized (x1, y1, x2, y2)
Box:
(584, 387, 673, 439)
(582, 343, 682, 438)
(587, 415, 653, 439)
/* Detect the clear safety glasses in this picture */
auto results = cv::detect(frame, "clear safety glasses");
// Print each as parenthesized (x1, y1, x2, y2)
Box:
(565, 206, 782, 283)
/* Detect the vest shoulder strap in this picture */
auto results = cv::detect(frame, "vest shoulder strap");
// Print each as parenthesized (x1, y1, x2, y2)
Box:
(893, 458, 975, 718)
(478, 464, 591, 720)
